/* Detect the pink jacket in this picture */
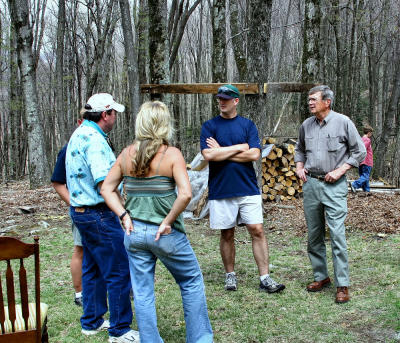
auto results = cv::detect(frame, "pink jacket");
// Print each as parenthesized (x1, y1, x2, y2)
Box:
(361, 136, 373, 166)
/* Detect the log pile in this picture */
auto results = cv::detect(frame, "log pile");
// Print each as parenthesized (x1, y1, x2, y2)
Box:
(261, 137, 303, 202)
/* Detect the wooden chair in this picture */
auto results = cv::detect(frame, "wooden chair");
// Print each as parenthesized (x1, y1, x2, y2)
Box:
(0, 236, 48, 342)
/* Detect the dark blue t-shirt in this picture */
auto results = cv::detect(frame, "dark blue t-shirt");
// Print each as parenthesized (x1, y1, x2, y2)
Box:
(51, 145, 67, 184)
(200, 115, 261, 200)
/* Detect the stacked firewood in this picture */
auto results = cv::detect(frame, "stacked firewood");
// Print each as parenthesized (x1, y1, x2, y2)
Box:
(261, 137, 303, 201)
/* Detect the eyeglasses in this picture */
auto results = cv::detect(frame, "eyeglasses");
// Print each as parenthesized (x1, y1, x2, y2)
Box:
(308, 97, 326, 103)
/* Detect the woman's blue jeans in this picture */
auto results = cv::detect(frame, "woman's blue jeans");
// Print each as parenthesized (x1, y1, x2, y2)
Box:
(352, 165, 372, 192)
(124, 220, 213, 343)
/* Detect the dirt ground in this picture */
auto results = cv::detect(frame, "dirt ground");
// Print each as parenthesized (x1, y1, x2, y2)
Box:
(1, 179, 399, 237)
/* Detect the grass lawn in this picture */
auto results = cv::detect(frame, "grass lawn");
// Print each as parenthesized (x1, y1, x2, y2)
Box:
(36, 216, 399, 343)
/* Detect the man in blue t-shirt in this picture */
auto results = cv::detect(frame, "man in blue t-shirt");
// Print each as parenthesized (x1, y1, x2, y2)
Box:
(200, 84, 285, 293)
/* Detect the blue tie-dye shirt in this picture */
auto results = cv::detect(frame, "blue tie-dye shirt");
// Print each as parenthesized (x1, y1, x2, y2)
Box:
(66, 120, 116, 207)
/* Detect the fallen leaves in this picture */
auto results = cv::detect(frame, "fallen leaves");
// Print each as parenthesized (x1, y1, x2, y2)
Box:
(0, 180, 399, 237)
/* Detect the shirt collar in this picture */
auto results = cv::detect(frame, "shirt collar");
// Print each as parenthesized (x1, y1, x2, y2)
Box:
(81, 120, 107, 138)
(314, 110, 333, 126)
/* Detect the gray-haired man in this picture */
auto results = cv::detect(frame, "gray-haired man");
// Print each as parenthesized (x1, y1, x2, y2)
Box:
(295, 85, 366, 303)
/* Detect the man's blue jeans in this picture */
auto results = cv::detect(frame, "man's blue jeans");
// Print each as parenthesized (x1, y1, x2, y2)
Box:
(70, 205, 133, 337)
(124, 220, 213, 343)
(352, 165, 372, 192)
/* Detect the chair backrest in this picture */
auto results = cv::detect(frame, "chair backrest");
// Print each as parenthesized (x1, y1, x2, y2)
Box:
(0, 236, 41, 343)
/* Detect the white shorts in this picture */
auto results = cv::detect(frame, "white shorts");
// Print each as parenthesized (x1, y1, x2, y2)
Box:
(209, 195, 263, 229)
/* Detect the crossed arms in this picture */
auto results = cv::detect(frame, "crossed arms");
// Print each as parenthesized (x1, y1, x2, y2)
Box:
(201, 137, 260, 162)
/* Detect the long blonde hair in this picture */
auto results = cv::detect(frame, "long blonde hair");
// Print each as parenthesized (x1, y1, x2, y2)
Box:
(132, 101, 174, 177)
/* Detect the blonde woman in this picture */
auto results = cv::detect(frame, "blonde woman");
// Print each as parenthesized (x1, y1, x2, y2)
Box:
(101, 101, 213, 343)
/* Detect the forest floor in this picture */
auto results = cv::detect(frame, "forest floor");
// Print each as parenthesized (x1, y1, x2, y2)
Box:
(0, 180, 399, 342)
(1, 179, 399, 238)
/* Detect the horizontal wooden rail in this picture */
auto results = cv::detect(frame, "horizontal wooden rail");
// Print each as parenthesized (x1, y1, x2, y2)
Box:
(263, 82, 318, 93)
(140, 82, 319, 95)
(140, 83, 259, 94)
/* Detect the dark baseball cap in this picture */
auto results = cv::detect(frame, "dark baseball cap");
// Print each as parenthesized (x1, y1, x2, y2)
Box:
(216, 84, 240, 99)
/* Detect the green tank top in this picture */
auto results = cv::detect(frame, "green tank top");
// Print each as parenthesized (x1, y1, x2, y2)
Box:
(123, 175, 185, 233)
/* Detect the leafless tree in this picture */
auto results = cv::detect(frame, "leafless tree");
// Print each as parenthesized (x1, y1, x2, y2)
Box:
(7, 0, 50, 188)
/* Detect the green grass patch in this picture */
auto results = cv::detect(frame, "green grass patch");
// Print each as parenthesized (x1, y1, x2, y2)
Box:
(32, 220, 399, 342)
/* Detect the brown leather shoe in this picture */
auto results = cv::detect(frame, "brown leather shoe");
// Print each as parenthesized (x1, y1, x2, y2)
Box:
(306, 277, 331, 292)
(336, 287, 350, 303)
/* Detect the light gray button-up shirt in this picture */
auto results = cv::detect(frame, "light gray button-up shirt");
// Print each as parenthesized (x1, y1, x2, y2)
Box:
(294, 111, 366, 174)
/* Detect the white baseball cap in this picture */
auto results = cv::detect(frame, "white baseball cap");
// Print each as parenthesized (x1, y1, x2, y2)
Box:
(86, 93, 125, 113)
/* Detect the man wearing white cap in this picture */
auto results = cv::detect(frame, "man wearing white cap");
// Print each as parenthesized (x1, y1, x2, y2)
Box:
(66, 93, 139, 342)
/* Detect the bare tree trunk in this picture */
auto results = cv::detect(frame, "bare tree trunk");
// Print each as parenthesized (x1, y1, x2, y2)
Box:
(9, 24, 27, 179)
(373, 42, 400, 178)
(300, 0, 321, 123)
(246, 0, 273, 186)
(275, 0, 292, 80)
(391, 113, 400, 187)
(331, 0, 345, 112)
(8, 0, 50, 187)
(348, 0, 364, 124)
(148, 0, 170, 101)
(0, 14, 8, 179)
(85, 0, 118, 98)
(212, 0, 226, 82)
(363, 0, 385, 130)
(56, 0, 68, 145)
(137, 0, 149, 85)
(211, 0, 226, 115)
(168, 0, 201, 71)
(229, 0, 247, 81)
(119, 0, 141, 130)
(32, 0, 48, 68)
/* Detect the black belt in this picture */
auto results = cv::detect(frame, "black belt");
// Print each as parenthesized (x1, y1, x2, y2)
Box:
(308, 172, 326, 181)
(74, 203, 109, 211)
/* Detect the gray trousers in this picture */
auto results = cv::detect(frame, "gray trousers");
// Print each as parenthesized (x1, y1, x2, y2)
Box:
(303, 175, 349, 287)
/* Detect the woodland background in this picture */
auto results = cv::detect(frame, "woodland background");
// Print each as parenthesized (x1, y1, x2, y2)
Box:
(1, 0, 400, 188)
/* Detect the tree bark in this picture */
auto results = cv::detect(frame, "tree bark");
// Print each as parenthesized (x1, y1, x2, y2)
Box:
(229, 0, 247, 81)
(8, 0, 50, 188)
(148, 0, 170, 101)
(137, 0, 149, 85)
(85, 0, 118, 98)
(211, 0, 226, 83)
(9, 24, 27, 178)
(300, 0, 321, 123)
(245, 0, 273, 187)
(119, 0, 141, 131)
(373, 42, 400, 178)
(169, 0, 201, 71)
(211, 0, 226, 116)
(56, 0, 68, 145)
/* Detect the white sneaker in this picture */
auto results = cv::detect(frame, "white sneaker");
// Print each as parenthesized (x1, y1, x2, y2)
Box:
(108, 329, 140, 343)
(82, 319, 110, 335)
(225, 273, 237, 291)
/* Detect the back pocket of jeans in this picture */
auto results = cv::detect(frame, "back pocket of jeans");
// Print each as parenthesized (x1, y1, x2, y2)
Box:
(156, 229, 177, 256)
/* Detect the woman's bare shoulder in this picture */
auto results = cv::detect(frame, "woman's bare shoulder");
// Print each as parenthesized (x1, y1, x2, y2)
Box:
(165, 146, 184, 159)
(117, 144, 137, 175)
